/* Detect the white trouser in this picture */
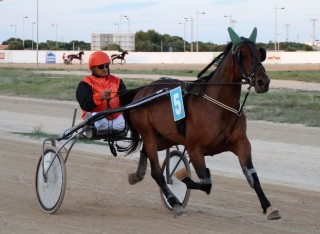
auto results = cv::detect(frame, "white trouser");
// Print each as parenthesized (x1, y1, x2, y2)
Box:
(92, 113, 125, 131)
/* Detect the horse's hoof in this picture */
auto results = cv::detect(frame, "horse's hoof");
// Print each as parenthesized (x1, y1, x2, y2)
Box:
(128, 173, 139, 185)
(175, 168, 187, 181)
(173, 204, 186, 218)
(266, 206, 281, 220)
(128, 173, 143, 185)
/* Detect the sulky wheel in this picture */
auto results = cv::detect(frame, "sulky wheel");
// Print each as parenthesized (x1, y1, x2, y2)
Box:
(160, 149, 191, 211)
(35, 146, 66, 214)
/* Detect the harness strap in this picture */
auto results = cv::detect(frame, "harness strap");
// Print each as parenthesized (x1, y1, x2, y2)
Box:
(222, 86, 252, 150)
(202, 94, 240, 115)
(197, 53, 224, 79)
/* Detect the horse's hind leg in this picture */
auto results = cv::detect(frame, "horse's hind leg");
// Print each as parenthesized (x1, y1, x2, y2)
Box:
(234, 139, 281, 220)
(128, 148, 148, 184)
(142, 140, 186, 217)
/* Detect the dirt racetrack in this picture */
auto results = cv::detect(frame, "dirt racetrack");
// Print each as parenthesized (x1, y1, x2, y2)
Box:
(0, 63, 320, 233)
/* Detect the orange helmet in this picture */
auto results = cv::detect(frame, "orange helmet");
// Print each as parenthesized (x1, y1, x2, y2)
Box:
(89, 51, 111, 70)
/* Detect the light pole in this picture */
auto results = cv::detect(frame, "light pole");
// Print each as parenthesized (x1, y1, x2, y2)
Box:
(119, 15, 122, 33)
(231, 19, 237, 29)
(124, 15, 130, 33)
(196, 11, 205, 52)
(284, 24, 290, 42)
(52, 23, 58, 49)
(10, 24, 17, 41)
(185, 17, 193, 52)
(310, 18, 318, 46)
(32, 22, 35, 50)
(224, 14, 232, 27)
(179, 21, 187, 52)
(115, 23, 119, 33)
(115, 22, 120, 47)
(274, 6, 285, 51)
(119, 14, 128, 33)
(36, 0, 39, 68)
(23, 15, 28, 48)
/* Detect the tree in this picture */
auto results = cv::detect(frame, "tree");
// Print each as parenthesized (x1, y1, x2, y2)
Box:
(135, 30, 163, 51)
(7, 41, 24, 50)
(2, 38, 20, 45)
(1, 32, 316, 52)
(23, 40, 35, 49)
(102, 43, 121, 51)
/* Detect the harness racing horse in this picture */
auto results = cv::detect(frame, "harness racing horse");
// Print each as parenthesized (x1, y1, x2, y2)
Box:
(111, 50, 128, 64)
(67, 50, 84, 64)
(126, 27, 281, 220)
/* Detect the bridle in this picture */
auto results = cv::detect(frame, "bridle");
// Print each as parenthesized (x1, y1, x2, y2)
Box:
(232, 38, 266, 88)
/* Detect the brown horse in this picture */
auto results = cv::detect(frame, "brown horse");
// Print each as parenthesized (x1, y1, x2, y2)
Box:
(67, 50, 84, 64)
(126, 27, 281, 219)
(111, 50, 128, 64)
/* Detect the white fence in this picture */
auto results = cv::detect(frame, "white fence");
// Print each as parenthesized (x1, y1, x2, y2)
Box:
(1, 50, 320, 64)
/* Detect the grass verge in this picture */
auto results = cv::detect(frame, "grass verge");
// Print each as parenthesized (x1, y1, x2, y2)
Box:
(1, 67, 320, 127)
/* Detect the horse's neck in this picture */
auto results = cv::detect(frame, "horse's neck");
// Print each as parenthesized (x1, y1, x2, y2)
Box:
(206, 57, 242, 105)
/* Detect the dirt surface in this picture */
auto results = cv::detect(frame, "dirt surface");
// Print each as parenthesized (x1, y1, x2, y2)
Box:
(0, 63, 320, 233)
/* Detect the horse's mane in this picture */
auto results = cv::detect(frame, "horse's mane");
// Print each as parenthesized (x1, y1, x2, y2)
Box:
(199, 42, 233, 81)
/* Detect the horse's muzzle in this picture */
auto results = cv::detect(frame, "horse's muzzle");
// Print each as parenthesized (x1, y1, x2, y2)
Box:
(255, 75, 270, 93)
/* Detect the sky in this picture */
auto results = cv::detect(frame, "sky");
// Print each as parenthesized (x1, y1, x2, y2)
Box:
(0, 0, 319, 45)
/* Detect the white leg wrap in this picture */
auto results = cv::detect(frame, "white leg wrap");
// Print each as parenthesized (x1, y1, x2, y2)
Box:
(242, 166, 257, 188)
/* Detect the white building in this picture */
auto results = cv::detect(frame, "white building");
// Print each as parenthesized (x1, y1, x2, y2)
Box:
(91, 33, 135, 51)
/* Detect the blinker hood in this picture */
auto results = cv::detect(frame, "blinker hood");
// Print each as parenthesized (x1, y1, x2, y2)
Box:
(228, 27, 257, 52)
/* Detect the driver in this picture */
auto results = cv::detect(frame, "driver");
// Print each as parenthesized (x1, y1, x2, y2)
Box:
(76, 51, 127, 134)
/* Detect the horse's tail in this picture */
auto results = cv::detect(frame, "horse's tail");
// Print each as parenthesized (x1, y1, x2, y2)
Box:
(121, 87, 144, 155)
(126, 122, 142, 155)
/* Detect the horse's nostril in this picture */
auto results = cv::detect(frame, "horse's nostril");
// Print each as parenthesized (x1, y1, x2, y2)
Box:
(257, 79, 270, 88)
(257, 79, 264, 87)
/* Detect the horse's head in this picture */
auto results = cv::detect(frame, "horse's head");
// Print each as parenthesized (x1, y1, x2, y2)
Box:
(124, 50, 128, 55)
(228, 27, 269, 93)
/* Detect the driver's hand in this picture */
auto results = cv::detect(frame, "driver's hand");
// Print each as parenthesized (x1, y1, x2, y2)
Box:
(100, 89, 112, 100)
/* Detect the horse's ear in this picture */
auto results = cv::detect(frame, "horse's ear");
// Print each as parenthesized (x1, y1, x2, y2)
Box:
(228, 27, 242, 49)
(249, 27, 257, 43)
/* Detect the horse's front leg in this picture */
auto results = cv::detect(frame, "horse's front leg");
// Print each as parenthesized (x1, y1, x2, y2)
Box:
(233, 138, 281, 220)
(142, 142, 186, 217)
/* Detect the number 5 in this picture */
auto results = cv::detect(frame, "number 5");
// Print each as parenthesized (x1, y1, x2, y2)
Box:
(173, 93, 181, 115)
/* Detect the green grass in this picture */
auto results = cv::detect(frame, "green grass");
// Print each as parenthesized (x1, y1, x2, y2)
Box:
(1, 67, 320, 127)
(267, 70, 320, 83)
(0, 68, 153, 101)
(112, 68, 199, 77)
(242, 89, 320, 127)
(12, 124, 109, 145)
